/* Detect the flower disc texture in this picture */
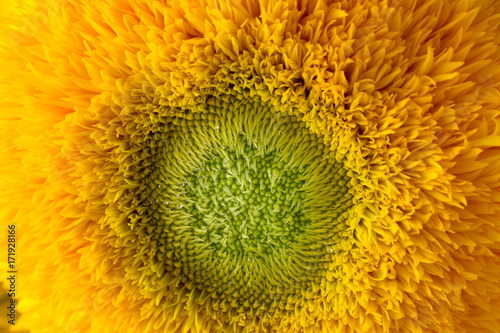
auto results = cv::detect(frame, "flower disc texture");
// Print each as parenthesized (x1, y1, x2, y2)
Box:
(1, 0, 500, 332)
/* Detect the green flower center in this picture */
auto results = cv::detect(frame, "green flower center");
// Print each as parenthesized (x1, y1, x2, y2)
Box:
(137, 94, 355, 320)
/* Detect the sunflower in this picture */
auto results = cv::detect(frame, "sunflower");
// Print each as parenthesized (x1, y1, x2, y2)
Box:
(1, 0, 500, 332)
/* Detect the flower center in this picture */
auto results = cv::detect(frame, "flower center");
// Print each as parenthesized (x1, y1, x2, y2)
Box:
(140, 94, 355, 320)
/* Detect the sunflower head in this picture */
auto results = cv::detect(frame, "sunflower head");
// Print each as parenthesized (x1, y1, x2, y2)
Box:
(1, 0, 500, 332)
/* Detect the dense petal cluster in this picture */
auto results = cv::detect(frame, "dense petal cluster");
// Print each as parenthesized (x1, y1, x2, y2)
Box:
(1, 0, 500, 332)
